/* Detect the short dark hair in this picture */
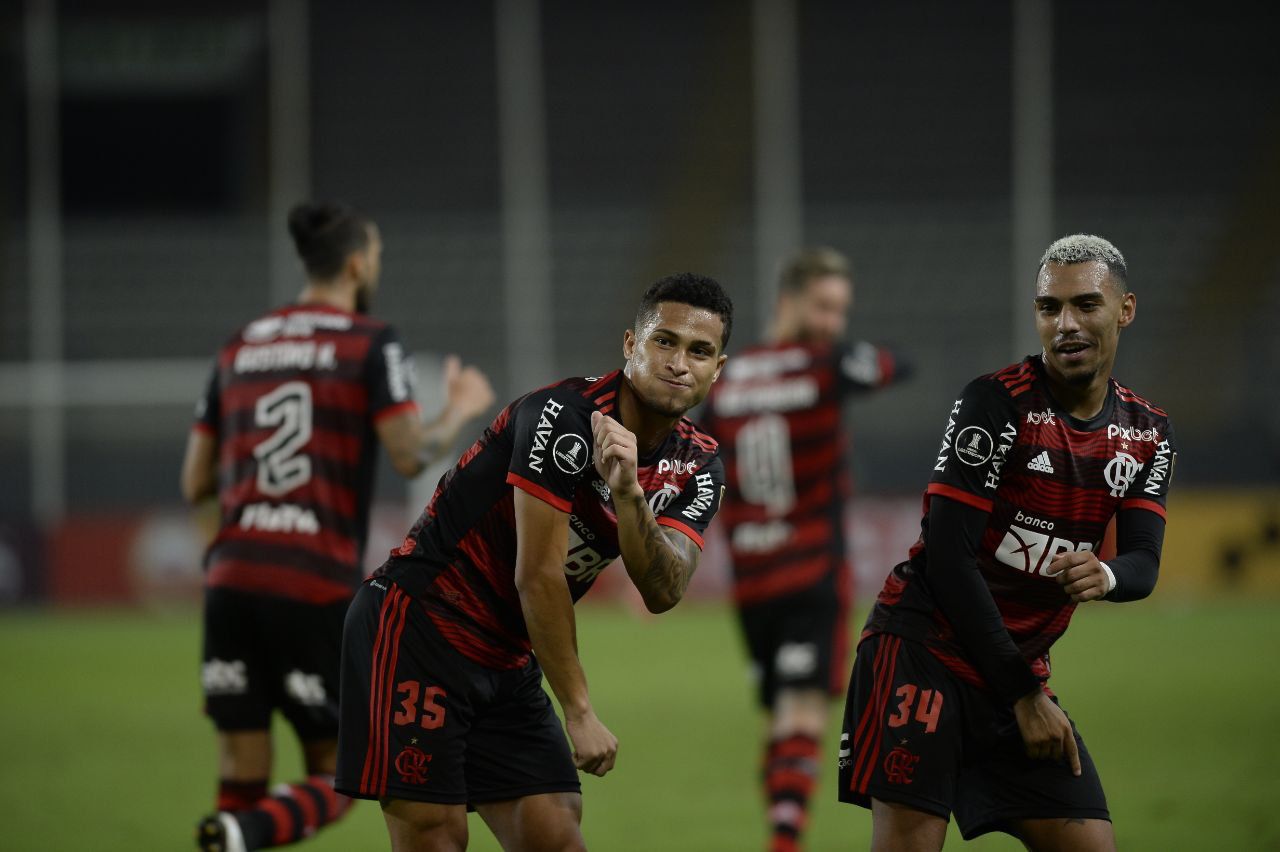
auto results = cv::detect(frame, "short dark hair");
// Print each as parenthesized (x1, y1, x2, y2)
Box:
(287, 201, 372, 281)
(778, 246, 851, 296)
(635, 272, 734, 350)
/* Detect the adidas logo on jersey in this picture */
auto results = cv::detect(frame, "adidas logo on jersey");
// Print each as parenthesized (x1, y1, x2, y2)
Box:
(1027, 451, 1055, 474)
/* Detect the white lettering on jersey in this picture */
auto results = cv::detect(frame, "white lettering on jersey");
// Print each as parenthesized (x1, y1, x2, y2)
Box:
(993, 524, 1093, 576)
(1108, 423, 1160, 443)
(731, 520, 793, 554)
(722, 348, 812, 381)
(563, 525, 608, 584)
(935, 399, 962, 472)
(984, 422, 1018, 490)
(383, 343, 413, 402)
(1143, 440, 1173, 496)
(712, 377, 819, 417)
(239, 502, 320, 535)
(1026, 409, 1055, 425)
(658, 458, 698, 475)
(527, 398, 565, 473)
(243, 311, 353, 343)
(681, 471, 718, 520)
(234, 341, 338, 374)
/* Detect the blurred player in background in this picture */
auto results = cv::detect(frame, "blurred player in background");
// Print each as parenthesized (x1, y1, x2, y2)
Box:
(702, 247, 909, 852)
(336, 274, 731, 851)
(838, 235, 1175, 850)
(181, 201, 495, 852)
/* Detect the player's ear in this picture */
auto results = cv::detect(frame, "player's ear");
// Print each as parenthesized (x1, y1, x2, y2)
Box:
(623, 328, 637, 359)
(1117, 292, 1136, 328)
(712, 354, 727, 382)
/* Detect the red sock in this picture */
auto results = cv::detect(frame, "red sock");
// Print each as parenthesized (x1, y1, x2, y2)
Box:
(764, 734, 820, 852)
(217, 779, 267, 812)
(237, 775, 353, 849)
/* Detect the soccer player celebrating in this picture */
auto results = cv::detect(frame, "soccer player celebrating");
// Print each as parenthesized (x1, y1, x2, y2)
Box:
(335, 274, 732, 851)
(182, 201, 495, 852)
(701, 247, 908, 852)
(838, 235, 1176, 850)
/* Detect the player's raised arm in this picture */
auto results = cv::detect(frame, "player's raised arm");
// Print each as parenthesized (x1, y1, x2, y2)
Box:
(375, 352, 495, 478)
(593, 410, 700, 613)
(512, 487, 618, 777)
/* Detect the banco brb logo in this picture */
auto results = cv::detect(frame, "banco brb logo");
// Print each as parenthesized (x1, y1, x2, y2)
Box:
(1104, 451, 1142, 497)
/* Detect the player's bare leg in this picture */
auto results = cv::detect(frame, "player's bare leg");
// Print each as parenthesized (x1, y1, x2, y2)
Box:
(870, 798, 948, 852)
(476, 792, 587, 852)
(218, 730, 274, 780)
(300, 737, 337, 775)
(1009, 817, 1116, 852)
(382, 799, 468, 852)
(764, 687, 826, 850)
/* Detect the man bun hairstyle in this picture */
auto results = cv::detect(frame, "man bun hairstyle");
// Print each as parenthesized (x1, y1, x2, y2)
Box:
(778, 246, 851, 296)
(1040, 234, 1128, 292)
(287, 201, 372, 281)
(636, 272, 734, 350)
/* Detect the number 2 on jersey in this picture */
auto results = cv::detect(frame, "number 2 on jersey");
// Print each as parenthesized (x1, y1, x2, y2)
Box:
(254, 381, 313, 496)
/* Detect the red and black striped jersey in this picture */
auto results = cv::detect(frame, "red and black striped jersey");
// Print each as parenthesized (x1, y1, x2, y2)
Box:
(376, 371, 725, 671)
(193, 303, 419, 604)
(701, 340, 904, 605)
(865, 355, 1176, 690)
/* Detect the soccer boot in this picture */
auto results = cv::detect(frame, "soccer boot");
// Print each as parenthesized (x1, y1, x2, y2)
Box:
(195, 812, 247, 852)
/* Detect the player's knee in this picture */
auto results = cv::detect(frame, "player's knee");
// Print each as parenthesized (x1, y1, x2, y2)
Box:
(381, 798, 467, 852)
(519, 793, 585, 852)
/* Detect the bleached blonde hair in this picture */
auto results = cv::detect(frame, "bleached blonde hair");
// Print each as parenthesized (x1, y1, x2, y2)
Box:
(1040, 234, 1128, 291)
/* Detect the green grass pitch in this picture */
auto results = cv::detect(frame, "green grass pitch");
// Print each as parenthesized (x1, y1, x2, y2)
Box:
(1, 599, 1277, 850)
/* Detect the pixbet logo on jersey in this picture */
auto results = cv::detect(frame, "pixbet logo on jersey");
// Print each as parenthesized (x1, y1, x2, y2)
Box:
(1108, 424, 1160, 443)
(657, 458, 698, 475)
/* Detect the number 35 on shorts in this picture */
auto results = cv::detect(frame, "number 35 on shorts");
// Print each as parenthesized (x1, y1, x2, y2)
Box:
(393, 681, 448, 729)
(888, 685, 944, 734)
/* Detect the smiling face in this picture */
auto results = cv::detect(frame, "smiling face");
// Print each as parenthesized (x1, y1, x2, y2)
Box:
(623, 301, 727, 418)
(1034, 260, 1136, 391)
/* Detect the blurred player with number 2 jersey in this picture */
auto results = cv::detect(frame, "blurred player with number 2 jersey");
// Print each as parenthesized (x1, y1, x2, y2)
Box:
(838, 235, 1176, 851)
(336, 274, 733, 851)
(702, 247, 909, 852)
(182, 201, 494, 852)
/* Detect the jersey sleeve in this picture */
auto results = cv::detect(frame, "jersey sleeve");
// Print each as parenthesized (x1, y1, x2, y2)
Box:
(654, 454, 725, 549)
(192, 363, 220, 436)
(505, 387, 594, 513)
(366, 325, 421, 422)
(1121, 418, 1177, 519)
(925, 378, 1020, 514)
(837, 340, 910, 393)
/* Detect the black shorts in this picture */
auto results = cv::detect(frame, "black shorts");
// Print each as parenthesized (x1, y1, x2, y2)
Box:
(837, 633, 1109, 840)
(335, 578, 580, 806)
(201, 586, 350, 740)
(736, 581, 847, 707)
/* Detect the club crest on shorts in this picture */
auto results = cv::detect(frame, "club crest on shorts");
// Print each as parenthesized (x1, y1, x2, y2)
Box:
(883, 745, 920, 785)
(395, 745, 432, 784)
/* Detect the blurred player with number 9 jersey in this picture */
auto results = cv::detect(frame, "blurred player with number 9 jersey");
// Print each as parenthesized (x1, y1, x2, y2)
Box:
(181, 201, 494, 852)
(702, 247, 910, 852)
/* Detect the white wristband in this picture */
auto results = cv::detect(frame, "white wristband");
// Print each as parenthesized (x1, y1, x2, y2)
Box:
(1099, 561, 1117, 595)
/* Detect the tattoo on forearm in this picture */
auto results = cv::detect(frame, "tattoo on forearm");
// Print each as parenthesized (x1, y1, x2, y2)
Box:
(636, 524, 694, 602)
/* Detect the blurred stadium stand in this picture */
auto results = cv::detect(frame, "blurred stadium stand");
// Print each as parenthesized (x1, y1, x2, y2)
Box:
(0, 0, 1276, 605)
